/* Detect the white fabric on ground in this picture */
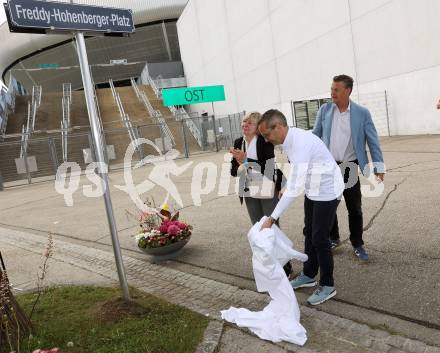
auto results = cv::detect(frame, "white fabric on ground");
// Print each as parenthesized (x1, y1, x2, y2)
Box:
(221, 217, 308, 346)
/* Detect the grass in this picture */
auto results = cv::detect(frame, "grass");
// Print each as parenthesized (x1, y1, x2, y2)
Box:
(8, 286, 209, 353)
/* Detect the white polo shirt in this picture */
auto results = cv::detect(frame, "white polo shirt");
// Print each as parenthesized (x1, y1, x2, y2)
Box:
(329, 102, 357, 162)
(271, 128, 344, 220)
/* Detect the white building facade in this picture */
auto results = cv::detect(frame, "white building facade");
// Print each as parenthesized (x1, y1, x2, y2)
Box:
(177, 0, 440, 135)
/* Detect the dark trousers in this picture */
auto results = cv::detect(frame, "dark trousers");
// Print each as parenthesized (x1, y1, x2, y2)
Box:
(244, 196, 279, 225)
(303, 196, 340, 287)
(330, 161, 364, 248)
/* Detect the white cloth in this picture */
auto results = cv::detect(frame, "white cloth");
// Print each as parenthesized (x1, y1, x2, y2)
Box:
(329, 103, 356, 162)
(271, 128, 345, 220)
(221, 217, 308, 346)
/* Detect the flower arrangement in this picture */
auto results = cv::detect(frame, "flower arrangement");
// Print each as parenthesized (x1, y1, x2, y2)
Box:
(129, 200, 192, 250)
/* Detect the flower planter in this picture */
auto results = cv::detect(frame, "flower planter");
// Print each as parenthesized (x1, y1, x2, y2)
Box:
(138, 236, 191, 261)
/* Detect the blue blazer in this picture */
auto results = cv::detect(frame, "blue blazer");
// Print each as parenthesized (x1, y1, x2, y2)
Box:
(312, 100, 385, 176)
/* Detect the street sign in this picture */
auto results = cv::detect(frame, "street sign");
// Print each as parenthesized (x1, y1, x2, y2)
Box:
(5, 0, 133, 301)
(39, 63, 59, 69)
(6, 0, 134, 34)
(162, 85, 225, 106)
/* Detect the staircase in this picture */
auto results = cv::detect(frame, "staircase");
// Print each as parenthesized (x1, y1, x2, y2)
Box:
(137, 85, 202, 155)
(0, 84, 204, 184)
(5, 95, 29, 135)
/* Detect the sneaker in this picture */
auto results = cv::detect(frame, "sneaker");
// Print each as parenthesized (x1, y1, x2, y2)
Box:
(290, 272, 317, 289)
(330, 239, 341, 250)
(307, 286, 337, 305)
(354, 246, 369, 261)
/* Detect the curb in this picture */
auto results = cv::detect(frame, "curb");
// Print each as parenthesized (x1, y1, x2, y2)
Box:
(2, 228, 440, 353)
(195, 320, 224, 353)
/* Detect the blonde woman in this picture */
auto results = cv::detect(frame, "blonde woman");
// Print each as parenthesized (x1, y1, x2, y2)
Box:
(230, 112, 291, 276)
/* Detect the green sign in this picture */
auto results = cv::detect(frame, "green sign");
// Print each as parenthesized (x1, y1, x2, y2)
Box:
(162, 85, 225, 106)
(39, 63, 59, 69)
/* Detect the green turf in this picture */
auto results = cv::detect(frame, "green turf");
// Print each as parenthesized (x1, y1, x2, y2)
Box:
(9, 286, 209, 353)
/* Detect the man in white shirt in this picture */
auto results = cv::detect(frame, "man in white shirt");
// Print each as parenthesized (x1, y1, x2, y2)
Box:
(259, 109, 344, 306)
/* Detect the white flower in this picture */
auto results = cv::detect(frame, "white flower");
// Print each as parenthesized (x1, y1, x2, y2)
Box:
(135, 234, 146, 242)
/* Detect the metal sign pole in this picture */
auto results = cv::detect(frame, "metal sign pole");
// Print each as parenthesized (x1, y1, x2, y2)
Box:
(75, 31, 130, 302)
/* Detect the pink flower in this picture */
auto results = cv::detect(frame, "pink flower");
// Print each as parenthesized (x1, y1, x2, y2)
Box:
(159, 223, 169, 233)
(177, 222, 187, 230)
(167, 224, 180, 236)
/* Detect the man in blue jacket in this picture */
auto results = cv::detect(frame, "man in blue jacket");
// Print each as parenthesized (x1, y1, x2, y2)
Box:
(313, 75, 385, 261)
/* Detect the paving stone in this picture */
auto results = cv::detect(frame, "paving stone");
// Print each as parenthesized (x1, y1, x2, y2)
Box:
(402, 339, 430, 353)
(387, 335, 410, 349)
(388, 348, 408, 353)
(424, 346, 440, 353)
(2, 229, 437, 353)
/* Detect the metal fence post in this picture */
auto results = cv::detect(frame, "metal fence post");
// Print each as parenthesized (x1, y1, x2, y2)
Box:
(228, 114, 234, 146)
(211, 115, 219, 152)
(23, 142, 31, 184)
(181, 119, 189, 158)
(384, 90, 391, 137)
(48, 137, 59, 174)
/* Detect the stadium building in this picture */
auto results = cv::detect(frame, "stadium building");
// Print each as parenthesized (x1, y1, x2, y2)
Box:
(0, 0, 439, 187)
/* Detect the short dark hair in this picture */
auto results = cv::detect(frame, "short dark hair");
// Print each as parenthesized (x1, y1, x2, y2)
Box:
(259, 109, 288, 128)
(333, 74, 354, 90)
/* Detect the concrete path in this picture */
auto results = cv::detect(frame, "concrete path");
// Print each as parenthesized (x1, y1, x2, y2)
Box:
(1, 135, 440, 351)
(1, 227, 439, 353)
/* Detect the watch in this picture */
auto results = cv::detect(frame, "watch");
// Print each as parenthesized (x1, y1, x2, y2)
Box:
(268, 216, 277, 225)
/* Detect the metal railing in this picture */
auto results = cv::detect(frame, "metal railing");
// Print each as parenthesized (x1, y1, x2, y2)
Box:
(170, 106, 203, 147)
(130, 77, 175, 149)
(0, 110, 8, 139)
(61, 83, 72, 162)
(61, 120, 68, 162)
(109, 79, 141, 155)
(130, 77, 141, 100)
(0, 113, 245, 187)
(31, 85, 42, 131)
(62, 83, 72, 128)
(2, 77, 19, 136)
(19, 85, 42, 158)
(146, 74, 161, 99)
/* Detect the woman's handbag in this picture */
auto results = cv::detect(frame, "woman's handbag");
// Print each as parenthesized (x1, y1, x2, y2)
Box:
(244, 165, 276, 199)
(238, 137, 277, 199)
